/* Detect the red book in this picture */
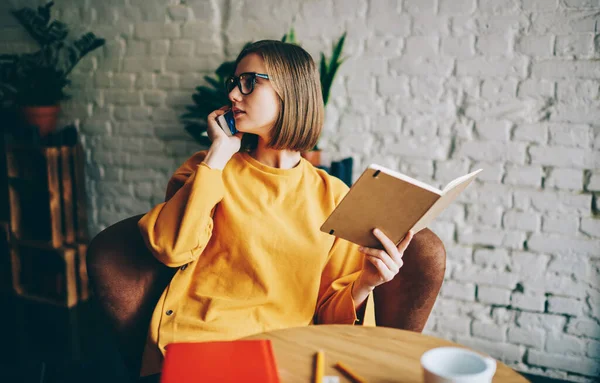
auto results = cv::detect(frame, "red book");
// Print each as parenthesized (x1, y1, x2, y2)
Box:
(160, 340, 281, 383)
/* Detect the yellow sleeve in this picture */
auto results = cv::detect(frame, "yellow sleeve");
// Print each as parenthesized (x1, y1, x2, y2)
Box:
(138, 151, 225, 267)
(314, 236, 364, 324)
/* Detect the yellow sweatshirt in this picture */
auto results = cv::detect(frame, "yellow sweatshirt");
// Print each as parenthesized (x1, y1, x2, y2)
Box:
(137, 150, 374, 377)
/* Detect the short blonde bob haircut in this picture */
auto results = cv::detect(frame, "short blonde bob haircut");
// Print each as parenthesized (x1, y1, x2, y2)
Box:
(234, 40, 324, 152)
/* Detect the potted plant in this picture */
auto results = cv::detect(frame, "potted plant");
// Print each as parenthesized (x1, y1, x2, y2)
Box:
(181, 28, 347, 166)
(0, 1, 105, 137)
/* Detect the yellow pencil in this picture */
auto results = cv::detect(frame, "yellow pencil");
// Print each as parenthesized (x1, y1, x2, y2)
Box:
(335, 361, 368, 383)
(314, 350, 324, 383)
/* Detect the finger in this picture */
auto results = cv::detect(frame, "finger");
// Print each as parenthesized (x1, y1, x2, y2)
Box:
(396, 230, 414, 253)
(372, 228, 402, 263)
(365, 255, 396, 282)
(359, 247, 399, 274)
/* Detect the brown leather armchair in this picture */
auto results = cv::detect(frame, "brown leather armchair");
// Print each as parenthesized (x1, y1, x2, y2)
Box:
(87, 214, 446, 380)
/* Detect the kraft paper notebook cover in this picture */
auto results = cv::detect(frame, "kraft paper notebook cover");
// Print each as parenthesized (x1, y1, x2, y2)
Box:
(321, 165, 482, 249)
(160, 340, 280, 383)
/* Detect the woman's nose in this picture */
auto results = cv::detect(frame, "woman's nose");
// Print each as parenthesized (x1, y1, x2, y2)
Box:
(228, 87, 242, 103)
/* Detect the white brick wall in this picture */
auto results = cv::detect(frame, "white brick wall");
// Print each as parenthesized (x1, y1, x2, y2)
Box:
(2, 0, 599, 381)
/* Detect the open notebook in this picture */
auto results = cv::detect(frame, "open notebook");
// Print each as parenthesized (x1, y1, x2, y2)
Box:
(321, 165, 482, 248)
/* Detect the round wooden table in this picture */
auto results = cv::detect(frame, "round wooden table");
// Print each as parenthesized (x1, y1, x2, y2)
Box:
(244, 325, 529, 383)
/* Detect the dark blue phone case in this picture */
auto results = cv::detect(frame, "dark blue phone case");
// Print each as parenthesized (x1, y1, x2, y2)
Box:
(223, 110, 237, 135)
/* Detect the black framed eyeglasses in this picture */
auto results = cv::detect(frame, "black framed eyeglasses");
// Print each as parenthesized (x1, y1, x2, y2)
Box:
(225, 72, 270, 95)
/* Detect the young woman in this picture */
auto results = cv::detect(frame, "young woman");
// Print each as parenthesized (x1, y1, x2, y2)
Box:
(137, 40, 414, 377)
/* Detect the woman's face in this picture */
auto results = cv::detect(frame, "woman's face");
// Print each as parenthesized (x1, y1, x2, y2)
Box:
(228, 53, 280, 138)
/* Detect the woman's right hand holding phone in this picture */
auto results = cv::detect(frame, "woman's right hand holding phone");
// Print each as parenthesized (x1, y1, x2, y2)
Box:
(204, 106, 243, 170)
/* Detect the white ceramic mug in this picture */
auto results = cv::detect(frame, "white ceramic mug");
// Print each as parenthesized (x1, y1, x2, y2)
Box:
(421, 347, 497, 383)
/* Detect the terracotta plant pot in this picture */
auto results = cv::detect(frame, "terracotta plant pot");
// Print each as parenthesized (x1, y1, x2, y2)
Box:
(301, 150, 321, 166)
(21, 105, 61, 137)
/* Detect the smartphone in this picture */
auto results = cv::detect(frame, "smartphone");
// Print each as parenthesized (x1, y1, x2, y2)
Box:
(216, 109, 237, 136)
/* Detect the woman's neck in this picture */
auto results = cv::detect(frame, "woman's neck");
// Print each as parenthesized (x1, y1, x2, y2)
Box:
(249, 138, 301, 169)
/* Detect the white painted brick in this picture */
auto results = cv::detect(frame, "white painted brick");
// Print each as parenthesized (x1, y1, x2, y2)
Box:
(150, 39, 170, 56)
(528, 273, 587, 298)
(515, 35, 554, 57)
(581, 218, 600, 237)
(157, 74, 179, 90)
(402, 0, 435, 14)
(171, 40, 195, 57)
(545, 168, 583, 190)
(473, 248, 510, 269)
(563, 0, 600, 8)
(471, 161, 503, 183)
(518, 312, 567, 331)
(478, 0, 520, 14)
(437, 316, 472, 335)
(588, 171, 600, 191)
(455, 336, 523, 363)
(547, 296, 584, 317)
(472, 321, 506, 341)
(507, 327, 545, 349)
(452, 266, 519, 289)
(167, 5, 192, 21)
(529, 146, 592, 168)
(477, 286, 512, 305)
(439, 0, 476, 15)
(476, 33, 513, 56)
(476, 120, 512, 141)
(412, 14, 450, 36)
(555, 33, 595, 57)
(390, 56, 454, 77)
(587, 339, 600, 358)
(143, 90, 166, 107)
(112, 73, 135, 90)
(404, 35, 438, 57)
(113, 121, 153, 138)
(547, 254, 591, 278)
(441, 281, 476, 301)
(528, 233, 600, 256)
(511, 291, 546, 312)
(504, 165, 542, 187)
(532, 60, 600, 79)
(460, 183, 513, 208)
(503, 210, 540, 232)
(548, 332, 587, 355)
(532, 9, 600, 34)
(123, 57, 163, 72)
(517, 79, 555, 99)
(409, 77, 444, 103)
(541, 214, 580, 235)
(528, 350, 600, 376)
(512, 251, 550, 276)
(136, 73, 155, 89)
(125, 40, 148, 56)
(165, 91, 192, 107)
(481, 79, 518, 102)
(567, 318, 600, 340)
(521, 0, 559, 11)
(366, 3, 409, 36)
(364, 38, 404, 58)
(456, 56, 528, 77)
(466, 205, 503, 228)
(551, 103, 600, 124)
(440, 35, 475, 57)
(134, 22, 180, 39)
(557, 79, 600, 106)
(458, 141, 524, 163)
(548, 124, 592, 148)
(104, 90, 140, 105)
(512, 123, 548, 144)
(513, 189, 590, 214)
(383, 136, 450, 160)
(377, 75, 410, 98)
